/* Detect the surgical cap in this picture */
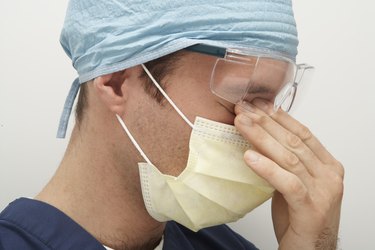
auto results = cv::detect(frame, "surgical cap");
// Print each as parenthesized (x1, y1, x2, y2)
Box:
(57, 0, 299, 138)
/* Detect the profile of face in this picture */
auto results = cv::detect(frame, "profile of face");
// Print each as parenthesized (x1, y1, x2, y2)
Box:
(119, 51, 288, 177)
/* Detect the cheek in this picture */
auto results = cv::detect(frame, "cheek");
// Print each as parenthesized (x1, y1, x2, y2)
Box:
(140, 103, 193, 176)
(167, 79, 236, 126)
(124, 87, 192, 177)
(158, 121, 191, 176)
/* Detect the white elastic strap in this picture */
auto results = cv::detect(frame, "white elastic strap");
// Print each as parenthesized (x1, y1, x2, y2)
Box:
(116, 114, 153, 166)
(141, 64, 194, 128)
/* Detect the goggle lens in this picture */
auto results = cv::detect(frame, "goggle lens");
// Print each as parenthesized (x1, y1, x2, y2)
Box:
(210, 53, 314, 113)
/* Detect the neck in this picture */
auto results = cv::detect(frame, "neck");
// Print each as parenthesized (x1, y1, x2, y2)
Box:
(35, 125, 165, 250)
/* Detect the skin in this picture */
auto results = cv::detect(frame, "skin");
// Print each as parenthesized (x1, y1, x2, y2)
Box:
(36, 52, 343, 249)
(235, 101, 344, 249)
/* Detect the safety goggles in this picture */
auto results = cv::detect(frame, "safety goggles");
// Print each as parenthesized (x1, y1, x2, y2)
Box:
(186, 44, 314, 113)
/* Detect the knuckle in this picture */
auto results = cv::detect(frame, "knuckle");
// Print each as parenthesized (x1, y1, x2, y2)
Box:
(298, 125, 313, 141)
(256, 163, 276, 180)
(331, 173, 344, 197)
(285, 152, 300, 168)
(287, 179, 306, 197)
(256, 114, 269, 127)
(287, 133, 302, 148)
(262, 166, 275, 179)
(323, 168, 344, 198)
(335, 161, 345, 178)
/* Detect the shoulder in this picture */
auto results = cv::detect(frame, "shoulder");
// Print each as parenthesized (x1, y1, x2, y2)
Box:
(163, 221, 258, 250)
(0, 198, 104, 250)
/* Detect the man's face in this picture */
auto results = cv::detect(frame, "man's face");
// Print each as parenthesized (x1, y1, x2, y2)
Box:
(125, 52, 284, 177)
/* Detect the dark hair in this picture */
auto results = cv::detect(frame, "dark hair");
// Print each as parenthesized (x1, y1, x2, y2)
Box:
(75, 50, 187, 124)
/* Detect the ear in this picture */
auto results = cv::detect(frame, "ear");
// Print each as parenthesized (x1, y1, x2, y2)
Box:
(93, 69, 130, 115)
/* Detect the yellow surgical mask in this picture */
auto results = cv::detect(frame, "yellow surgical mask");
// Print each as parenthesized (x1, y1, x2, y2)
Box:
(138, 117, 274, 232)
(114, 64, 274, 232)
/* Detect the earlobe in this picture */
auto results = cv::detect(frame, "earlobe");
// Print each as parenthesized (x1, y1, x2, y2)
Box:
(93, 70, 129, 115)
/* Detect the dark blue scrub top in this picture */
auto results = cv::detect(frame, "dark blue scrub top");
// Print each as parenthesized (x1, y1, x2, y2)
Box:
(0, 198, 258, 250)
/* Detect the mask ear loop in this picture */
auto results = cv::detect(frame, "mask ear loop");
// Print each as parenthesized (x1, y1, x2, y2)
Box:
(115, 64, 194, 166)
(141, 64, 194, 129)
(116, 114, 153, 166)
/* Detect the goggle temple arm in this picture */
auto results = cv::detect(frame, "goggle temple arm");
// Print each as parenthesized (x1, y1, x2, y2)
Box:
(272, 64, 315, 113)
(295, 64, 315, 86)
(185, 44, 227, 58)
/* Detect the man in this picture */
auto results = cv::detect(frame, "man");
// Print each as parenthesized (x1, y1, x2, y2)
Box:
(0, 0, 344, 249)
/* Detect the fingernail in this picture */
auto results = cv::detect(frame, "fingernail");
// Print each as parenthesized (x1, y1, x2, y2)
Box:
(245, 150, 259, 163)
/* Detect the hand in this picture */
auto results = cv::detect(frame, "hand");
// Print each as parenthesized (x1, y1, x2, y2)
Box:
(234, 99, 344, 250)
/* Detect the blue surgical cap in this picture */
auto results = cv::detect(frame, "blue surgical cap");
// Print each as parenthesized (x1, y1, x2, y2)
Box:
(57, 0, 299, 138)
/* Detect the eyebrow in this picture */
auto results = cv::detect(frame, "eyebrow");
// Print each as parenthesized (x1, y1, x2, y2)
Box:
(247, 84, 274, 94)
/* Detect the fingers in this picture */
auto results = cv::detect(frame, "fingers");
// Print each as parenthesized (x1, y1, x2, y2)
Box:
(238, 99, 344, 178)
(235, 102, 322, 178)
(236, 99, 345, 247)
(253, 99, 336, 165)
(235, 113, 315, 184)
(271, 109, 345, 177)
(244, 150, 311, 211)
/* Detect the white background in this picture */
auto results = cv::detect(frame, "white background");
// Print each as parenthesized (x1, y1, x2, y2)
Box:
(0, 1, 374, 249)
